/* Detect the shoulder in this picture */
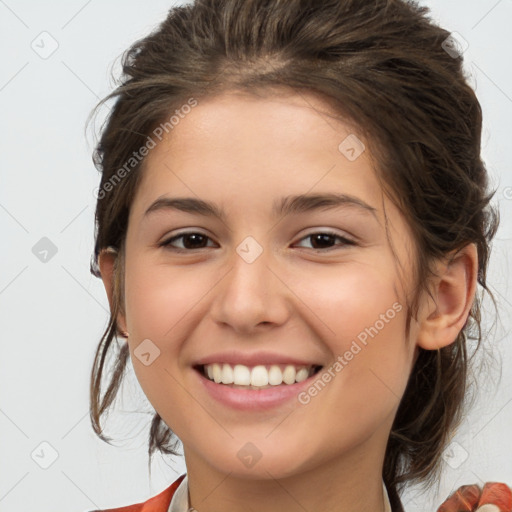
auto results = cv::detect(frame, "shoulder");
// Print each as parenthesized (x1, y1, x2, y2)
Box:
(437, 482, 512, 511)
(89, 474, 186, 512)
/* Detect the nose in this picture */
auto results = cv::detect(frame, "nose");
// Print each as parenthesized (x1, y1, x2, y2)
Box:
(208, 245, 291, 334)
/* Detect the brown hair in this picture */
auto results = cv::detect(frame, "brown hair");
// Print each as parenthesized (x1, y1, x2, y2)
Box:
(87, 0, 499, 509)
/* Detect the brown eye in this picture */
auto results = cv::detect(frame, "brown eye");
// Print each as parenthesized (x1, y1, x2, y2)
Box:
(294, 232, 356, 251)
(159, 230, 356, 253)
(160, 232, 217, 251)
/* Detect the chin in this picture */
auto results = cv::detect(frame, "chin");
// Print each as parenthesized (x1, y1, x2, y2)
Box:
(205, 443, 312, 480)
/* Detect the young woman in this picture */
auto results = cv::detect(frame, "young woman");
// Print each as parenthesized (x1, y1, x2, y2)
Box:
(87, 0, 509, 510)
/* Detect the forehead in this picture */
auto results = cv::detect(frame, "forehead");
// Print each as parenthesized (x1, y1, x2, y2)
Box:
(153, 89, 363, 162)
(131, 90, 386, 217)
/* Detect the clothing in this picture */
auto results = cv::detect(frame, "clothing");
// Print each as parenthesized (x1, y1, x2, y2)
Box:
(437, 482, 512, 511)
(92, 475, 512, 512)
(92, 473, 392, 511)
(168, 474, 393, 511)
(92, 475, 185, 512)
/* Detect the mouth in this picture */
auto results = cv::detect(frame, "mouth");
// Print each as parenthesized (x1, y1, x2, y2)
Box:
(193, 363, 324, 390)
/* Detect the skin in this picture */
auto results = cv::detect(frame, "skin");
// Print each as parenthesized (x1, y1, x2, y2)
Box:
(99, 89, 478, 512)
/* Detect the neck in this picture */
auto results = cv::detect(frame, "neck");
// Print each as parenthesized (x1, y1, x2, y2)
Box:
(183, 426, 391, 512)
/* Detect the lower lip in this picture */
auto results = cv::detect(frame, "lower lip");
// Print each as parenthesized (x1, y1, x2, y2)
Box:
(194, 367, 322, 411)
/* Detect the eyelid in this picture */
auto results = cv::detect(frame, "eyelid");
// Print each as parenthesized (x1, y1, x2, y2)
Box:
(159, 228, 357, 252)
(159, 229, 217, 250)
(292, 230, 356, 250)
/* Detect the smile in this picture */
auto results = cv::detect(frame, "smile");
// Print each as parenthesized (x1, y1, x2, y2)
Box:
(193, 363, 324, 411)
(199, 363, 322, 388)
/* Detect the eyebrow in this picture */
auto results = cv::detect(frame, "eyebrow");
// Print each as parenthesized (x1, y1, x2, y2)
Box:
(143, 193, 379, 223)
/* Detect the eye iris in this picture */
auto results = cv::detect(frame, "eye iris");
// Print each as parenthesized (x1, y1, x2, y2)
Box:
(182, 233, 207, 249)
(170, 232, 345, 250)
(311, 233, 335, 249)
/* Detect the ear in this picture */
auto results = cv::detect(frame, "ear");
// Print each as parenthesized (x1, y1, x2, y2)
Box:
(98, 247, 128, 337)
(416, 243, 478, 350)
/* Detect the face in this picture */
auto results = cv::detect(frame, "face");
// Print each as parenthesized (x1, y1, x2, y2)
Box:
(118, 90, 422, 480)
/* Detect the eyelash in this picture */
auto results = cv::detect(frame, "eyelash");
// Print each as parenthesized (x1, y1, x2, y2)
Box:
(158, 230, 357, 253)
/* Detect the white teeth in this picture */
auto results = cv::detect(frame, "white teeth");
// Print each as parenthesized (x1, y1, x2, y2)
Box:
(295, 367, 309, 382)
(221, 363, 234, 384)
(268, 365, 283, 385)
(282, 365, 296, 385)
(202, 363, 319, 387)
(250, 365, 268, 386)
(212, 363, 222, 384)
(233, 364, 251, 385)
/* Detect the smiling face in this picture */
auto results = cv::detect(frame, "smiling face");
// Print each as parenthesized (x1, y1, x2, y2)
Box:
(110, 89, 424, 482)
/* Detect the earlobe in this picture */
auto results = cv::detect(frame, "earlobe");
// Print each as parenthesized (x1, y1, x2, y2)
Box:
(416, 243, 478, 351)
(98, 247, 128, 337)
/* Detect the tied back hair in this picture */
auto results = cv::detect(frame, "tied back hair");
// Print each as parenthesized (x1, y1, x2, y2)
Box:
(87, 1, 500, 509)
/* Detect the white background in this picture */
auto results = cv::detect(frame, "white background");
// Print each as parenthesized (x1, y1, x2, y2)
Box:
(0, 1, 511, 511)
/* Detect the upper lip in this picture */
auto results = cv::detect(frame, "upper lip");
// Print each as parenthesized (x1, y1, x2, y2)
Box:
(193, 351, 323, 368)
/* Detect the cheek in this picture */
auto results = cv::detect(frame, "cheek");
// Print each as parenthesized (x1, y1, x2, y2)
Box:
(123, 261, 197, 411)
(124, 262, 208, 339)
(293, 262, 410, 402)
(292, 260, 402, 341)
